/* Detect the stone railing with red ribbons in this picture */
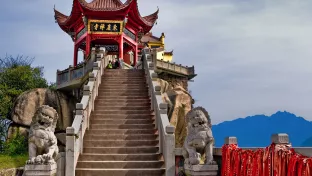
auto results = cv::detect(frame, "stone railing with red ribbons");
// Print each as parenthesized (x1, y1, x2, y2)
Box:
(221, 134, 312, 176)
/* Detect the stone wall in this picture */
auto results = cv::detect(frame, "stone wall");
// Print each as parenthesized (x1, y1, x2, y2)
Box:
(158, 73, 189, 91)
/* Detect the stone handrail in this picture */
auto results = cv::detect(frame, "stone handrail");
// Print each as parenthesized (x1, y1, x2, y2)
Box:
(56, 52, 97, 89)
(142, 48, 175, 176)
(65, 48, 105, 176)
(156, 59, 195, 76)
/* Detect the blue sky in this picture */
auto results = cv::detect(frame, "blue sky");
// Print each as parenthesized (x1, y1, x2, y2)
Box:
(0, 0, 311, 124)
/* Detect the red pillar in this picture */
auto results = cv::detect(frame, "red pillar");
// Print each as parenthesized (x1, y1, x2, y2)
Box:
(133, 44, 138, 66)
(73, 44, 78, 67)
(119, 36, 124, 59)
(85, 34, 91, 59)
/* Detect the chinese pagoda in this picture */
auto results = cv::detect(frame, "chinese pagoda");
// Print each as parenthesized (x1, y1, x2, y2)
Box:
(54, 0, 158, 66)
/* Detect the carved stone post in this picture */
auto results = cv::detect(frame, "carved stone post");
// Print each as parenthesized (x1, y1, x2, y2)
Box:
(271, 133, 289, 144)
(165, 125, 175, 176)
(65, 127, 75, 176)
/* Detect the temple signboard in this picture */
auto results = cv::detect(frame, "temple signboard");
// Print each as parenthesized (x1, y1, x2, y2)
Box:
(88, 20, 123, 35)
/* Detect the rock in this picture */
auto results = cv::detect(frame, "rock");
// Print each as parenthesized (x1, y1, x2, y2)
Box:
(55, 133, 66, 146)
(0, 167, 24, 176)
(7, 124, 28, 140)
(10, 88, 77, 132)
(157, 79, 193, 148)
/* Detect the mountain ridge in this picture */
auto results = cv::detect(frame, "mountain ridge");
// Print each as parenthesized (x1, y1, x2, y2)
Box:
(212, 111, 312, 147)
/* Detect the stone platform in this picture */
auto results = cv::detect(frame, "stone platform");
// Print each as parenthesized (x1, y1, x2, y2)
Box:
(24, 163, 57, 176)
(184, 164, 218, 176)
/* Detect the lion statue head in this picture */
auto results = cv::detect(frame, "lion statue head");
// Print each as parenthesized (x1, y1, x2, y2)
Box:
(30, 105, 58, 132)
(186, 106, 211, 134)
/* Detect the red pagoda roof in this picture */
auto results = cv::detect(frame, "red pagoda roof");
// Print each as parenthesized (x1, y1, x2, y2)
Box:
(78, 0, 131, 11)
(141, 32, 161, 43)
(54, 0, 158, 34)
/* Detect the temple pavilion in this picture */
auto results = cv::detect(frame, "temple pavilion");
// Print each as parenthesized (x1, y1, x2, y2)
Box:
(140, 32, 173, 62)
(54, 0, 158, 67)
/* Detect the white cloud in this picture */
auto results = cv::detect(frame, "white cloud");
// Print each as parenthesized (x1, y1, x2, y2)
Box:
(0, 0, 311, 123)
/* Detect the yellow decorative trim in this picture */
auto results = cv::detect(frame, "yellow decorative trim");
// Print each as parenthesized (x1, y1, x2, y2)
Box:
(88, 19, 124, 35)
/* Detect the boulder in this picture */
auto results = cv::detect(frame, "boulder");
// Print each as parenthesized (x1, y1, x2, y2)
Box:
(10, 88, 77, 132)
(157, 79, 193, 148)
(7, 124, 28, 140)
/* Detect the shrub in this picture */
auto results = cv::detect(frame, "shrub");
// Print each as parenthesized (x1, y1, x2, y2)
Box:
(3, 129, 27, 155)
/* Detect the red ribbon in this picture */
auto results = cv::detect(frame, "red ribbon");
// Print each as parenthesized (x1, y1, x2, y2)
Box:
(221, 143, 312, 176)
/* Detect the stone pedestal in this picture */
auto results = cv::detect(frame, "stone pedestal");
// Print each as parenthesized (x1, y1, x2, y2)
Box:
(184, 164, 218, 176)
(24, 163, 57, 176)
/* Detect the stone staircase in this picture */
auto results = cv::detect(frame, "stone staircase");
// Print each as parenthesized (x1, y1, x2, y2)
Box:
(75, 69, 165, 176)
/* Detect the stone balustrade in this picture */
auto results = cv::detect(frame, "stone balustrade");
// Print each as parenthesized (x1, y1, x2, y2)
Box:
(142, 48, 176, 176)
(56, 49, 105, 90)
(174, 133, 312, 157)
(65, 48, 105, 176)
(156, 59, 195, 77)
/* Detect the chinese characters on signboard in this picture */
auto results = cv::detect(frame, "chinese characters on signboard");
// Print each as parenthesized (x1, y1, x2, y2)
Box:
(89, 21, 122, 34)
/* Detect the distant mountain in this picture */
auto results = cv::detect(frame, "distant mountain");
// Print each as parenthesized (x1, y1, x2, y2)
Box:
(212, 111, 312, 147)
(301, 136, 312, 147)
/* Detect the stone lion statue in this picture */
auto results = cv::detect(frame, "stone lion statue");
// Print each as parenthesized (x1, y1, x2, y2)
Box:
(182, 107, 216, 165)
(26, 105, 59, 165)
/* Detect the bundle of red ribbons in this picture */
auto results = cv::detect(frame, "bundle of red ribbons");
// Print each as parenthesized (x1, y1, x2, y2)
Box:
(221, 143, 312, 176)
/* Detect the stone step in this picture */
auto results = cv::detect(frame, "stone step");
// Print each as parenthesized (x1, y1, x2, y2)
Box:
(100, 82, 147, 85)
(102, 78, 145, 81)
(103, 74, 145, 77)
(101, 80, 146, 85)
(92, 110, 152, 115)
(75, 168, 165, 176)
(102, 79, 145, 82)
(99, 84, 147, 87)
(83, 146, 159, 154)
(93, 106, 151, 111)
(104, 71, 144, 74)
(98, 88, 148, 92)
(90, 124, 155, 130)
(76, 161, 164, 169)
(79, 153, 161, 161)
(96, 96, 150, 100)
(94, 101, 150, 106)
(87, 129, 157, 135)
(99, 85, 148, 88)
(101, 77, 145, 80)
(97, 92, 148, 96)
(104, 70, 144, 73)
(84, 134, 158, 141)
(99, 87, 148, 90)
(90, 119, 154, 125)
(83, 140, 159, 147)
(94, 101, 151, 106)
(91, 114, 154, 119)
(100, 81, 146, 84)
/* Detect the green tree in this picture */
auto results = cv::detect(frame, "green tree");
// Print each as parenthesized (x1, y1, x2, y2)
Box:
(0, 55, 48, 119)
(0, 55, 49, 151)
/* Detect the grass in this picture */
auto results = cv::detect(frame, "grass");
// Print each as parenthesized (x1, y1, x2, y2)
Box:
(0, 154, 28, 169)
